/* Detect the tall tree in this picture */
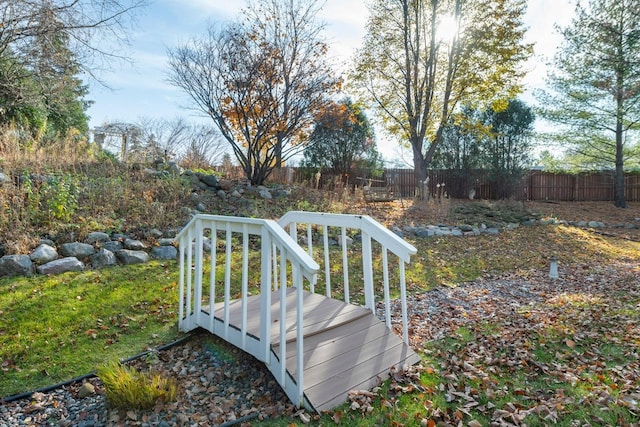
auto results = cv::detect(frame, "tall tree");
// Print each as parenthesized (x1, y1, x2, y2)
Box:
(537, 0, 640, 208)
(302, 98, 382, 177)
(351, 0, 531, 198)
(433, 99, 534, 198)
(0, 0, 146, 134)
(26, 7, 91, 135)
(481, 98, 535, 198)
(167, 0, 340, 185)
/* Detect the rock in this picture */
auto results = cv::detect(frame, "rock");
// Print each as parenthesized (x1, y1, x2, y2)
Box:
(391, 226, 403, 238)
(148, 229, 163, 239)
(188, 192, 201, 204)
(0, 172, 7, 186)
(217, 190, 226, 199)
(40, 238, 55, 247)
(124, 238, 146, 250)
(116, 250, 149, 265)
(0, 255, 33, 277)
(166, 161, 182, 175)
(459, 224, 474, 232)
(143, 168, 167, 177)
(90, 249, 117, 269)
(451, 229, 463, 237)
(403, 226, 417, 234)
(259, 189, 272, 200)
(200, 174, 219, 188)
(435, 228, 452, 237)
(521, 219, 536, 226)
(36, 257, 84, 275)
(218, 179, 232, 191)
(484, 228, 500, 235)
(58, 242, 96, 259)
(588, 221, 605, 228)
(30, 244, 58, 265)
(272, 189, 290, 198)
(338, 235, 354, 247)
(158, 238, 175, 246)
(151, 246, 177, 260)
(85, 232, 110, 244)
(101, 240, 123, 252)
(78, 382, 95, 398)
(196, 202, 207, 212)
(231, 190, 242, 198)
(577, 221, 588, 227)
(415, 229, 434, 238)
(188, 175, 201, 187)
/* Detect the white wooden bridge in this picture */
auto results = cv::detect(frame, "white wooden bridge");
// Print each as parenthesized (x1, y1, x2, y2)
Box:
(176, 212, 420, 412)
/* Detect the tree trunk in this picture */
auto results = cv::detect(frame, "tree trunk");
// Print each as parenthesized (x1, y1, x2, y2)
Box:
(614, 67, 627, 208)
(614, 139, 626, 208)
(412, 142, 427, 199)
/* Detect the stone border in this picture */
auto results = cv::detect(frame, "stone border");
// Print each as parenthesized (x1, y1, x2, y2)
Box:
(0, 230, 177, 279)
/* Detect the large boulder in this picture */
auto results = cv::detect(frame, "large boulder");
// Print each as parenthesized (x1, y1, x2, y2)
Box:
(85, 232, 110, 244)
(0, 255, 33, 277)
(116, 250, 149, 265)
(200, 174, 219, 188)
(124, 238, 146, 250)
(30, 244, 58, 265)
(36, 257, 84, 275)
(59, 242, 96, 259)
(90, 249, 117, 269)
(101, 241, 123, 253)
(158, 238, 175, 247)
(151, 246, 177, 260)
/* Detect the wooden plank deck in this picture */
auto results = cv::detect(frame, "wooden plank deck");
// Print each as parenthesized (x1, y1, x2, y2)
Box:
(204, 288, 420, 412)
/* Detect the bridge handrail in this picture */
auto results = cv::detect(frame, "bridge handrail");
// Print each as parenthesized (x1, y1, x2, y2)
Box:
(277, 211, 417, 344)
(177, 214, 319, 407)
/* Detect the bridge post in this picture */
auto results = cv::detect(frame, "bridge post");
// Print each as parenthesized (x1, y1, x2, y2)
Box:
(259, 230, 273, 363)
(361, 232, 375, 313)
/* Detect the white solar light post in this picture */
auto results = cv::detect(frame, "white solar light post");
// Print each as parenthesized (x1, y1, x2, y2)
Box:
(549, 256, 559, 279)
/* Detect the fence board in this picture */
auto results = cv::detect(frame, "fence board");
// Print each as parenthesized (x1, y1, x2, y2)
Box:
(214, 166, 640, 202)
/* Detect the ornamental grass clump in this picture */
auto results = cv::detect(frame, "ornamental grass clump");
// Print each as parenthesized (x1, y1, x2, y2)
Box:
(97, 360, 178, 409)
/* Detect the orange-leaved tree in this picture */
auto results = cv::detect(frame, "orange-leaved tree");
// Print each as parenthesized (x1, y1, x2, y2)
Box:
(167, 0, 340, 185)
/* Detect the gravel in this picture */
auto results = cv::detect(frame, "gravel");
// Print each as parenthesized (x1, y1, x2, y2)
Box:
(0, 331, 295, 426)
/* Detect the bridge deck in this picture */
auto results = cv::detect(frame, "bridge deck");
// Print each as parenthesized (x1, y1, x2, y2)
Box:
(203, 288, 420, 412)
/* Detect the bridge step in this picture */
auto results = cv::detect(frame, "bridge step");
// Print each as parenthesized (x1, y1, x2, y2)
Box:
(204, 288, 420, 412)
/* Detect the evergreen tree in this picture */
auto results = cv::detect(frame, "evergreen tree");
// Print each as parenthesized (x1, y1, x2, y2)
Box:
(538, 0, 640, 207)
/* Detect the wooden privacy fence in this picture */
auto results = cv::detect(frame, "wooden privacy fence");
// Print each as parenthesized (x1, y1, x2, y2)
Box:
(214, 166, 640, 202)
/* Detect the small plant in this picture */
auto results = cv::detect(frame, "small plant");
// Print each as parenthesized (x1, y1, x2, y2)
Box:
(97, 360, 178, 409)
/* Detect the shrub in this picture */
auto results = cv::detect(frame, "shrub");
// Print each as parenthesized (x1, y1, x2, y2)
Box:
(97, 360, 178, 409)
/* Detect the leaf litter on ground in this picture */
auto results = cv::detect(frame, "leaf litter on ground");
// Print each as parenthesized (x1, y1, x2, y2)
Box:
(359, 260, 640, 426)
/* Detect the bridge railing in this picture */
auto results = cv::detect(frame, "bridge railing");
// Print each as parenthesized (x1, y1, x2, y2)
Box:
(278, 211, 417, 344)
(176, 214, 319, 407)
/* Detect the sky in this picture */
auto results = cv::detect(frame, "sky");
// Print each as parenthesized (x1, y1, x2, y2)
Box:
(86, 0, 577, 160)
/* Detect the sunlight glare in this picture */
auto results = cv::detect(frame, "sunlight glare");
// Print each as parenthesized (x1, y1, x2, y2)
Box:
(437, 15, 459, 43)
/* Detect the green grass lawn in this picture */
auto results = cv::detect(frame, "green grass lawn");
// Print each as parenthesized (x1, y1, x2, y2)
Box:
(0, 261, 183, 397)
